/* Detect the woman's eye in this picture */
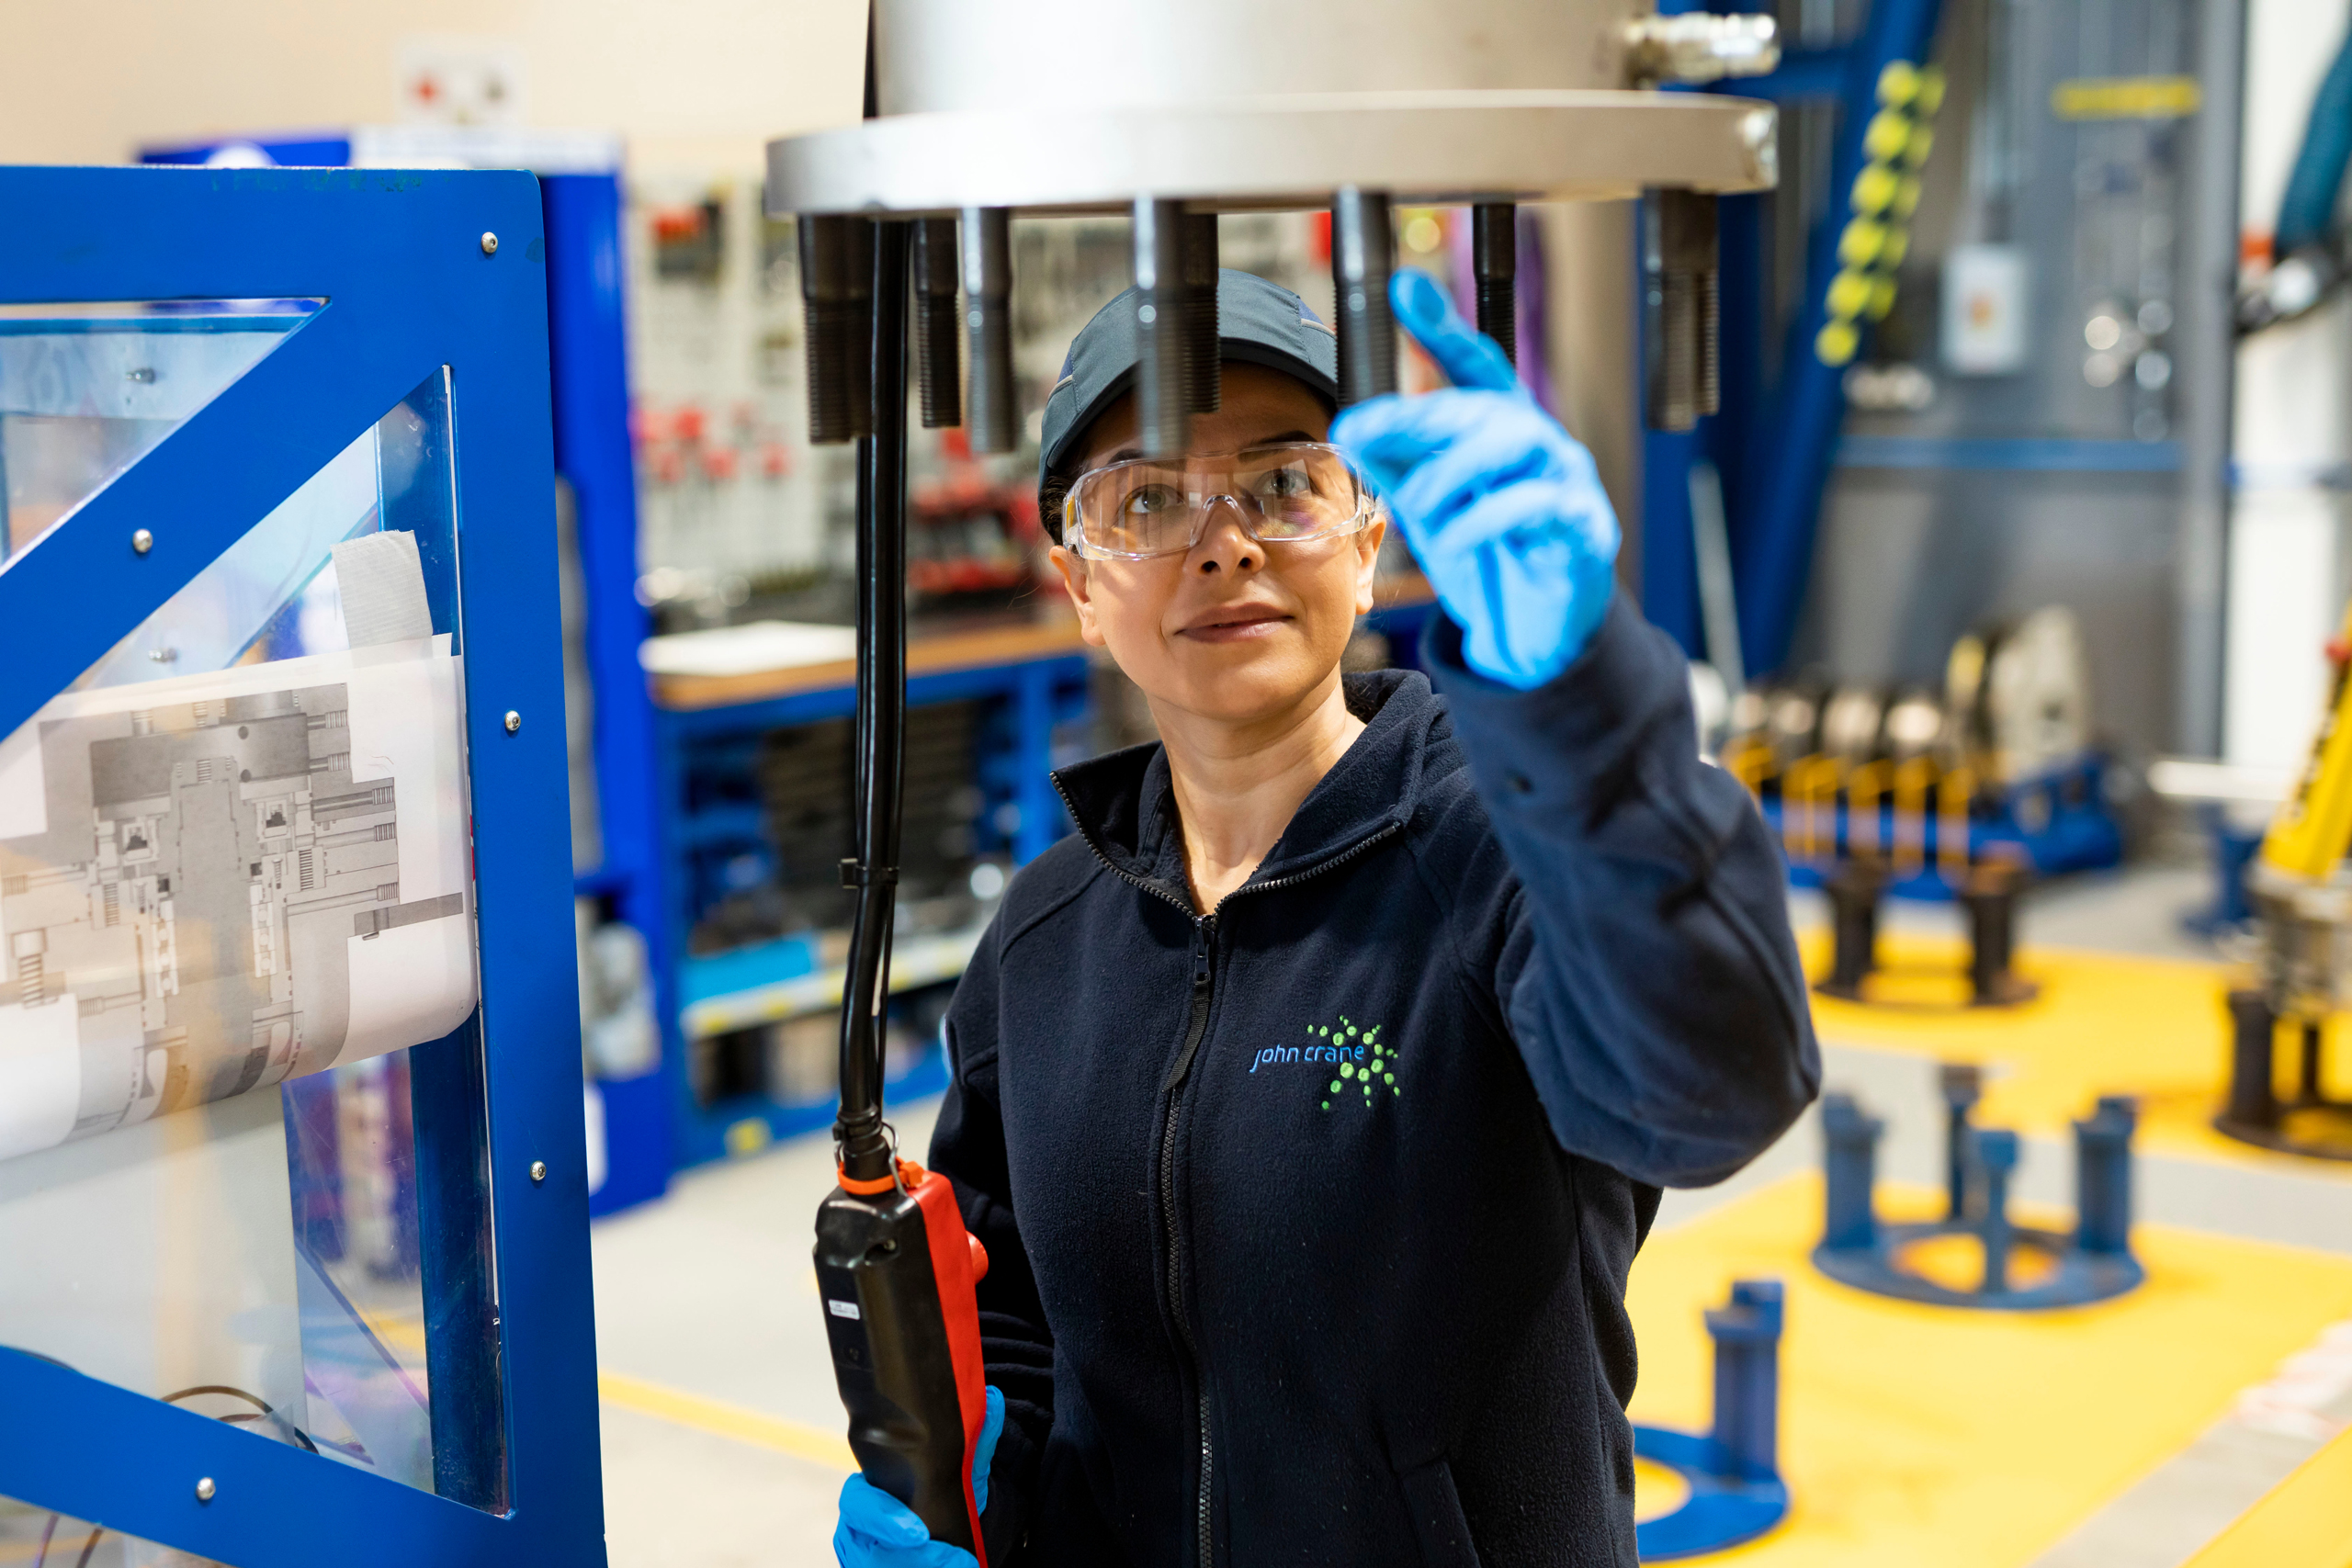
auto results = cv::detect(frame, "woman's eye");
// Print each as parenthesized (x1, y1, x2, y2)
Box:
(1124, 484, 1184, 516)
(1254, 468, 1312, 501)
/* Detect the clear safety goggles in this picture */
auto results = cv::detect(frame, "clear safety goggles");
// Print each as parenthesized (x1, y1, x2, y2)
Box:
(1060, 442, 1377, 560)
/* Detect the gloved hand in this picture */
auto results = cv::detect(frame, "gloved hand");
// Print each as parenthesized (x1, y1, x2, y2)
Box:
(833, 1385, 1006, 1567)
(1329, 269, 1623, 690)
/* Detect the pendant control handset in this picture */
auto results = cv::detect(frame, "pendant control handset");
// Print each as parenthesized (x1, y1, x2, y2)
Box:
(817, 1159, 994, 1558)
(798, 187, 992, 1552)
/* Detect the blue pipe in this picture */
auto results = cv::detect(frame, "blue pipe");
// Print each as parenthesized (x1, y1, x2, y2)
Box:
(2276, 28, 2352, 255)
(1733, 0, 1945, 677)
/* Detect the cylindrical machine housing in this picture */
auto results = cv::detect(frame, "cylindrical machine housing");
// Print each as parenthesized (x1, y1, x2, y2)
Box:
(874, 0, 1647, 113)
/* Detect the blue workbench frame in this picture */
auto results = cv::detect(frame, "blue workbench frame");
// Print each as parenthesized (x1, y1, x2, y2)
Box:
(653, 653, 1091, 1169)
(0, 165, 605, 1568)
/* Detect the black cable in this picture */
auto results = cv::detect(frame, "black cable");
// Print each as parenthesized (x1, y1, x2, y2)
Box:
(31, 1513, 56, 1568)
(162, 1383, 320, 1454)
(71, 1526, 100, 1568)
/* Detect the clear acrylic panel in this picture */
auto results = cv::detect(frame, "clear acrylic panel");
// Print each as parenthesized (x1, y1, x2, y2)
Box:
(3, 1489, 232, 1567)
(0, 369, 508, 1512)
(0, 301, 318, 565)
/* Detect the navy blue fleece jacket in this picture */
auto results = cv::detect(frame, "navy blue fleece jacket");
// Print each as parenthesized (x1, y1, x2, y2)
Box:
(928, 593, 1815, 1567)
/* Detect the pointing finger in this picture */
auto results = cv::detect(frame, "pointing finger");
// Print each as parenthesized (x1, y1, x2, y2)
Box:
(1391, 268, 1520, 394)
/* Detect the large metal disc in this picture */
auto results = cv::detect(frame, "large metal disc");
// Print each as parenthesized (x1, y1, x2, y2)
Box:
(764, 92, 1776, 218)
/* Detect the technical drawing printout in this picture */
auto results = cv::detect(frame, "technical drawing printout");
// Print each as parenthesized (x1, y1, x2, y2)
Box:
(0, 637, 475, 1162)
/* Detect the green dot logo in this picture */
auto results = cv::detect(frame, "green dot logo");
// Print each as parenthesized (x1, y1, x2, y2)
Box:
(1305, 1014, 1395, 1113)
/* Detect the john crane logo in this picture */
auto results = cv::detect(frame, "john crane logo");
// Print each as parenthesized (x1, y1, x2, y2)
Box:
(1247, 1015, 1398, 1111)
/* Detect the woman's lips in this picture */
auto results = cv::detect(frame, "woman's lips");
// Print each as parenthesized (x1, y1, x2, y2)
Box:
(1178, 605, 1291, 642)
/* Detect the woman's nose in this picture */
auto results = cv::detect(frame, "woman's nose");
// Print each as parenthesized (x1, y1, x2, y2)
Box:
(1191, 497, 1261, 575)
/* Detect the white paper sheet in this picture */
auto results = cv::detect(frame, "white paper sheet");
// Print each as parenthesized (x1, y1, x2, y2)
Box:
(0, 637, 477, 1163)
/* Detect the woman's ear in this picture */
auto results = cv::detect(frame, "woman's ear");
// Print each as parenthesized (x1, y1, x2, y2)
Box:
(1352, 513, 1387, 617)
(1048, 544, 1109, 648)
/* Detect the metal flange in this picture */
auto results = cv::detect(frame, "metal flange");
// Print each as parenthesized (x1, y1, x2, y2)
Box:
(764, 91, 1776, 217)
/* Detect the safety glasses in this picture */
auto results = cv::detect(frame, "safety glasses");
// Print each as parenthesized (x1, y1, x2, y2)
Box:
(1060, 442, 1377, 560)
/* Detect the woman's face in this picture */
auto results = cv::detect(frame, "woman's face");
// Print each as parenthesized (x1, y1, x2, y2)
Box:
(1049, 365, 1385, 728)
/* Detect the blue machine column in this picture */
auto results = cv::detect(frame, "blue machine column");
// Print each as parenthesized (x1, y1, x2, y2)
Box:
(1939, 1063, 1981, 1221)
(2074, 1097, 2138, 1258)
(1706, 1280, 1785, 1479)
(1821, 1093, 1883, 1250)
(1972, 1128, 2019, 1294)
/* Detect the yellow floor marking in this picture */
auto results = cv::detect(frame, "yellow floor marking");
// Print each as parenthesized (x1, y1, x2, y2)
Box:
(1798, 930, 2352, 1177)
(1626, 1173, 2352, 1566)
(2183, 1419, 2352, 1568)
(598, 1371, 854, 1472)
(1633, 1455, 1693, 1522)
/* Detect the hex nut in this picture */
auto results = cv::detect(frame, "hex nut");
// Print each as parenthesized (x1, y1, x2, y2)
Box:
(131, 528, 153, 555)
(481, 231, 500, 255)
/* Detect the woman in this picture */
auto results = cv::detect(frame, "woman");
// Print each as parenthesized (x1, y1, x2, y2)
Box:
(838, 266, 1815, 1567)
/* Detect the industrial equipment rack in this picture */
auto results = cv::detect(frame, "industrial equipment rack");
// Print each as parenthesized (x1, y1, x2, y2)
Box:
(0, 164, 605, 1568)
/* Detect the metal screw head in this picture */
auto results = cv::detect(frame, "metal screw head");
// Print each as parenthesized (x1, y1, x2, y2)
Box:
(195, 1477, 216, 1504)
(481, 231, 500, 256)
(503, 710, 521, 734)
(131, 528, 153, 555)
(529, 1160, 548, 1184)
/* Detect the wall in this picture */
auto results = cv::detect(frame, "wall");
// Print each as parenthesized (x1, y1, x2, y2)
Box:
(0, 0, 865, 174)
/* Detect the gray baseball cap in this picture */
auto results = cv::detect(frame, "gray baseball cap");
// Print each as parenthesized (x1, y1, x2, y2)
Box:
(1038, 268, 1338, 534)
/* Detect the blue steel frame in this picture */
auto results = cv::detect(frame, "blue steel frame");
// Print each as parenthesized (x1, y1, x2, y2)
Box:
(143, 135, 673, 1222)
(0, 166, 605, 1567)
(1643, 0, 1946, 674)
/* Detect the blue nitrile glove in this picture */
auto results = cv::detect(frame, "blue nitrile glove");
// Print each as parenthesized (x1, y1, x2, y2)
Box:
(1329, 269, 1623, 690)
(834, 1385, 1006, 1567)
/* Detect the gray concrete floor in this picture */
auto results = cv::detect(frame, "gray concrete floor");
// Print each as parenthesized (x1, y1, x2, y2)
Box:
(591, 863, 2352, 1565)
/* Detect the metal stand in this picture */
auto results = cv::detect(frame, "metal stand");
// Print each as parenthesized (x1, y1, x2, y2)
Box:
(1813, 1081, 2143, 1310)
(1812, 858, 2037, 1008)
(1815, 857, 1885, 999)
(1632, 1280, 1792, 1561)
(2216, 987, 2352, 1160)
(1961, 861, 2038, 1006)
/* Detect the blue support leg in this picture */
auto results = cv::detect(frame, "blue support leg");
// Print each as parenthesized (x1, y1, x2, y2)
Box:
(1939, 1063, 1981, 1222)
(1972, 1128, 2019, 1295)
(1634, 1278, 1792, 1560)
(1707, 1280, 1784, 1479)
(1820, 1093, 1883, 1250)
(2074, 1097, 2137, 1257)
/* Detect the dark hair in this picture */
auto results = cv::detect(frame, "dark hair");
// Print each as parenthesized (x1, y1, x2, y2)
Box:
(1039, 468, 1072, 547)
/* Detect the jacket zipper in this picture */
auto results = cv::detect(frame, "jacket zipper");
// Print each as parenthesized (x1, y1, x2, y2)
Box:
(1162, 919, 1216, 1568)
(1047, 773, 1404, 1568)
